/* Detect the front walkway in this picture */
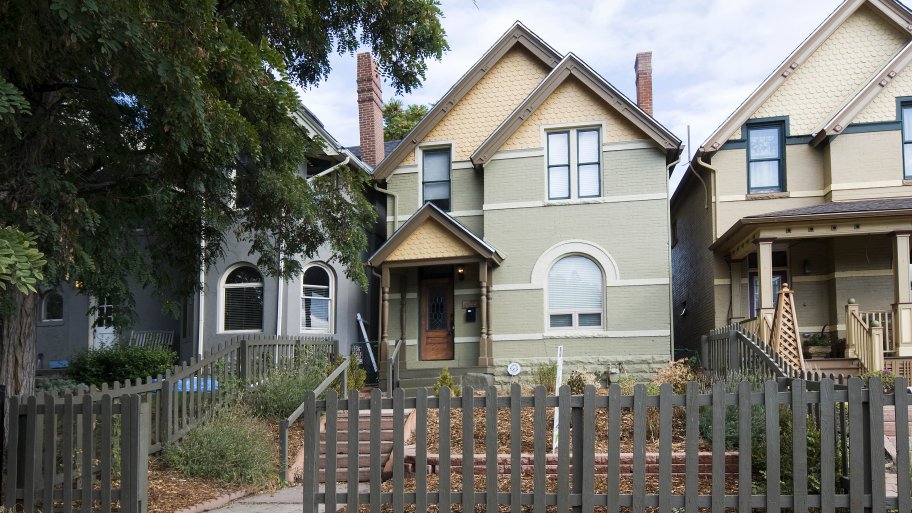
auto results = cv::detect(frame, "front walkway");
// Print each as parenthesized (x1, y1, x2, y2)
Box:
(205, 483, 371, 513)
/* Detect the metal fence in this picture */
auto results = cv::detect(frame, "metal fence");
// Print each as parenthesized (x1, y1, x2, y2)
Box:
(300, 377, 911, 512)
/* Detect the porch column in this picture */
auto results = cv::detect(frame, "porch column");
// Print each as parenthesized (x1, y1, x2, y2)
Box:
(478, 261, 492, 367)
(757, 238, 776, 329)
(729, 258, 744, 323)
(380, 266, 390, 363)
(894, 232, 912, 356)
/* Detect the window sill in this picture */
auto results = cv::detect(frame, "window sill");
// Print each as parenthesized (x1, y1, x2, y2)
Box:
(903, 179, 912, 186)
(545, 197, 603, 206)
(544, 329, 606, 339)
(746, 191, 788, 200)
(218, 329, 264, 335)
(38, 320, 65, 327)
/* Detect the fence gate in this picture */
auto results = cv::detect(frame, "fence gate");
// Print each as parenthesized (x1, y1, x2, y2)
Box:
(301, 378, 911, 512)
(2, 393, 150, 513)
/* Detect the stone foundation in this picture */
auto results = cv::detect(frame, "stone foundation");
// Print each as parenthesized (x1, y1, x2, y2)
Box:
(491, 354, 670, 388)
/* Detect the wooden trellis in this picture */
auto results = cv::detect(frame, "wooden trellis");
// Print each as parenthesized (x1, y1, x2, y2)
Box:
(770, 283, 805, 372)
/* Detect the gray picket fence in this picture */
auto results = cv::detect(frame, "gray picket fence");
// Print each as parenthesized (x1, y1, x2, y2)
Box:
(301, 377, 911, 512)
(3, 393, 149, 513)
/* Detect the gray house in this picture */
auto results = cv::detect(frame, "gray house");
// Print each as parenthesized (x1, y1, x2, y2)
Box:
(36, 106, 385, 367)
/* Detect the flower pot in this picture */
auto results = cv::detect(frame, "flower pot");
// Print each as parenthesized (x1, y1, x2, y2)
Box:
(805, 345, 831, 358)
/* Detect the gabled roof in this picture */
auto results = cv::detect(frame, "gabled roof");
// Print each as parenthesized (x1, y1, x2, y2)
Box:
(696, 0, 912, 159)
(371, 22, 562, 181)
(347, 140, 402, 162)
(812, 40, 912, 145)
(367, 202, 504, 267)
(471, 53, 682, 167)
(293, 107, 372, 174)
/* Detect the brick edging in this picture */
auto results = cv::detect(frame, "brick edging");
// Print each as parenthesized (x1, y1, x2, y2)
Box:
(173, 489, 249, 513)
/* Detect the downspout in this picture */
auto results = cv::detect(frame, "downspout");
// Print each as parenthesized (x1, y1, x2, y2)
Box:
(276, 251, 283, 337)
(666, 156, 681, 360)
(308, 156, 350, 181)
(691, 153, 719, 241)
(197, 240, 206, 358)
(372, 183, 399, 233)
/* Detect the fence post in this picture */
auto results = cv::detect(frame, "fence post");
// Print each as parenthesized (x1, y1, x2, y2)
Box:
(279, 419, 290, 483)
(301, 391, 318, 513)
(0, 383, 4, 497)
(239, 339, 249, 382)
(861, 386, 873, 513)
(700, 335, 709, 371)
(728, 330, 739, 373)
(159, 378, 171, 446)
(570, 400, 583, 513)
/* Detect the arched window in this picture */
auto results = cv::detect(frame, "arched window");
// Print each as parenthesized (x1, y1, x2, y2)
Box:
(42, 291, 64, 322)
(548, 255, 603, 329)
(302, 265, 333, 332)
(222, 265, 264, 331)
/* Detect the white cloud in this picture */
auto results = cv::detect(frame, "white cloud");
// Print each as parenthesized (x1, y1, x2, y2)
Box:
(298, 0, 839, 159)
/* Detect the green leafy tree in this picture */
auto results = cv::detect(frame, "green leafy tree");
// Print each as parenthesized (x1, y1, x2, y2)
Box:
(0, 0, 448, 396)
(383, 98, 431, 140)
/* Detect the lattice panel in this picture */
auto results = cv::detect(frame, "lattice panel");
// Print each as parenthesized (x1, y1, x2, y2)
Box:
(770, 283, 805, 372)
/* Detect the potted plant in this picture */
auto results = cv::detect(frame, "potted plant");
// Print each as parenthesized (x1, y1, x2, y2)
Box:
(805, 327, 832, 358)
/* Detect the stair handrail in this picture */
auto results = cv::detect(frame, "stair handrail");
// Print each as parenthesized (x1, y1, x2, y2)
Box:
(279, 354, 350, 482)
(387, 338, 405, 395)
(847, 306, 876, 374)
(703, 324, 795, 382)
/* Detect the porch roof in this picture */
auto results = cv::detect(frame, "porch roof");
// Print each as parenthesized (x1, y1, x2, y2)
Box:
(368, 202, 504, 268)
(710, 198, 912, 259)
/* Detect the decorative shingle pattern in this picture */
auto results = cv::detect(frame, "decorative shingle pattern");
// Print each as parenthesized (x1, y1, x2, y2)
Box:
(405, 47, 551, 164)
(501, 76, 647, 151)
(386, 219, 476, 261)
(744, 5, 908, 138)
(854, 60, 912, 123)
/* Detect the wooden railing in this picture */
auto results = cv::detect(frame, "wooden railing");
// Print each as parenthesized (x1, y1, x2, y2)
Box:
(862, 310, 895, 354)
(847, 306, 884, 374)
(704, 324, 796, 381)
(301, 378, 910, 512)
(885, 357, 912, 382)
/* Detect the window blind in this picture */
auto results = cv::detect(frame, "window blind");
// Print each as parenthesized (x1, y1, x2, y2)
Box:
(303, 266, 332, 331)
(548, 256, 603, 328)
(224, 287, 264, 331)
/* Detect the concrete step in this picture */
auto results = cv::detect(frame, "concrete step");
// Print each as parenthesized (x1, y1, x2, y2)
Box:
(332, 415, 395, 430)
(322, 428, 394, 443)
(805, 357, 863, 377)
(320, 452, 372, 468)
(319, 467, 373, 483)
(321, 439, 393, 455)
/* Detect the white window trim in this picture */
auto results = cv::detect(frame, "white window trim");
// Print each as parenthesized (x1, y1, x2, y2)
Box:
(40, 290, 64, 323)
(218, 262, 265, 334)
(543, 123, 604, 202)
(417, 141, 456, 211)
(301, 262, 335, 334)
(545, 254, 606, 332)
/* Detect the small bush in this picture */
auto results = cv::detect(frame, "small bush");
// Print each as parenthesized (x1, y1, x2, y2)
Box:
(567, 370, 598, 394)
(532, 362, 558, 393)
(67, 344, 176, 386)
(245, 360, 325, 420)
(36, 377, 81, 393)
(325, 352, 368, 396)
(653, 358, 698, 394)
(163, 406, 276, 487)
(863, 369, 896, 394)
(433, 367, 461, 397)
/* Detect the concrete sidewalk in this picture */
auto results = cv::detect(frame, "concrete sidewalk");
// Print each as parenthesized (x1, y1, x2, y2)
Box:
(204, 483, 370, 513)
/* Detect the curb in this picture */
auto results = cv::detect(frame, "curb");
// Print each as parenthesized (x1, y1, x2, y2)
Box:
(173, 489, 250, 513)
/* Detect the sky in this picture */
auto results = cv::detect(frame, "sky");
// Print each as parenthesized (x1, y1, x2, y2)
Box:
(298, 0, 844, 188)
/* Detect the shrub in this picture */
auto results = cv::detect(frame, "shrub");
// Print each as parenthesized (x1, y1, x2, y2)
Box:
(245, 359, 325, 420)
(863, 369, 895, 394)
(67, 344, 176, 386)
(36, 377, 81, 393)
(163, 406, 276, 487)
(567, 370, 598, 394)
(325, 352, 367, 396)
(653, 358, 698, 394)
(532, 362, 558, 393)
(433, 367, 461, 397)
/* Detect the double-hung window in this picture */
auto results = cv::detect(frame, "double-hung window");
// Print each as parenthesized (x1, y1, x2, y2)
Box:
(422, 148, 451, 211)
(548, 128, 601, 200)
(223, 265, 264, 332)
(302, 265, 333, 332)
(747, 123, 785, 193)
(902, 104, 912, 179)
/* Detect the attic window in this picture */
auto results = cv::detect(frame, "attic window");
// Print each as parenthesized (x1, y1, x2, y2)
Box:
(422, 148, 451, 211)
(902, 104, 912, 179)
(747, 123, 785, 194)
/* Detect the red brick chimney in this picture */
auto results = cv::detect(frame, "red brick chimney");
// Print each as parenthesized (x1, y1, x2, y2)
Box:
(634, 52, 653, 117)
(357, 52, 384, 167)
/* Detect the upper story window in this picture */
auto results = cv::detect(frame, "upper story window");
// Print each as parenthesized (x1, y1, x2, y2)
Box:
(902, 104, 912, 179)
(422, 148, 451, 211)
(302, 264, 333, 332)
(548, 128, 601, 200)
(42, 291, 64, 322)
(747, 123, 785, 194)
(222, 265, 264, 332)
(548, 255, 603, 329)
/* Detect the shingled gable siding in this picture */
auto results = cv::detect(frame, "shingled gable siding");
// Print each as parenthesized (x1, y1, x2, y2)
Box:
(733, 4, 909, 140)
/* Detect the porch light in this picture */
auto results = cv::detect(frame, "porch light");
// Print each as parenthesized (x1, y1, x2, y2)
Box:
(456, 265, 465, 281)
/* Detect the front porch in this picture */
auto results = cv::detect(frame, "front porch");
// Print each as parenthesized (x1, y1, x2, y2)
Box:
(368, 203, 503, 388)
(712, 199, 912, 376)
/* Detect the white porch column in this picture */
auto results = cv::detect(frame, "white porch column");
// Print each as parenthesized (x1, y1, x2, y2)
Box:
(757, 238, 776, 328)
(729, 258, 744, 323)
(380, 266, 390, 363)
(478, 261, 492, 367)
(894, 232, 912, 356)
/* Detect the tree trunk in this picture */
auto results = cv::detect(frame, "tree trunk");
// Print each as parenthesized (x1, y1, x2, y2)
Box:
(1, 289, 38, 397)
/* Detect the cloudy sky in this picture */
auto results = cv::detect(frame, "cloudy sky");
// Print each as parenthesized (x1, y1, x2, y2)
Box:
(298, 0, 843, 186)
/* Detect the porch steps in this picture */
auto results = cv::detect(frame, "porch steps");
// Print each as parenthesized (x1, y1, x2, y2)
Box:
(804, 357, 863, 377)
(315, 407, 413, 483)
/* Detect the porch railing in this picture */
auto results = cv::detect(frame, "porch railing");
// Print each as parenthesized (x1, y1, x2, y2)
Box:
(739, 316, 772, 345)
(884, 357, 912, 381)
(387, 338, 404, 395)
(703, 324, 796, 381)
(862, 310, 895, 355)
(846, 305, 884, 374)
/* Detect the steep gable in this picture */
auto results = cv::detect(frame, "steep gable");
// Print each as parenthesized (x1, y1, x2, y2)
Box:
(385, 220, 476, 262)
(849, 44, 912, 123)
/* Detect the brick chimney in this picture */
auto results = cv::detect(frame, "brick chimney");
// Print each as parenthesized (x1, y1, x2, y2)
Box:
(634, 52, 653, 117)
(357, 52, 384, 167)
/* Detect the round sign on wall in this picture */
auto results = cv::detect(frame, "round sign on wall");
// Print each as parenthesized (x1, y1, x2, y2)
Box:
(506, 362, 522, 376)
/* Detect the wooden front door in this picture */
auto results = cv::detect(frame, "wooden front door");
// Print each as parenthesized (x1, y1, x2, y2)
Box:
(420, 278, 454, 360)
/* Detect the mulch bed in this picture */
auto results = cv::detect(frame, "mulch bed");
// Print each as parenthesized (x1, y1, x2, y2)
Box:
(147, 419, 303, 513)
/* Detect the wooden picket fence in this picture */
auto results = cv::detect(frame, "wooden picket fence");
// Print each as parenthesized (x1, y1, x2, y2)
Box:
(3, 394, 149, 513)
(301, 377, 911, 512)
